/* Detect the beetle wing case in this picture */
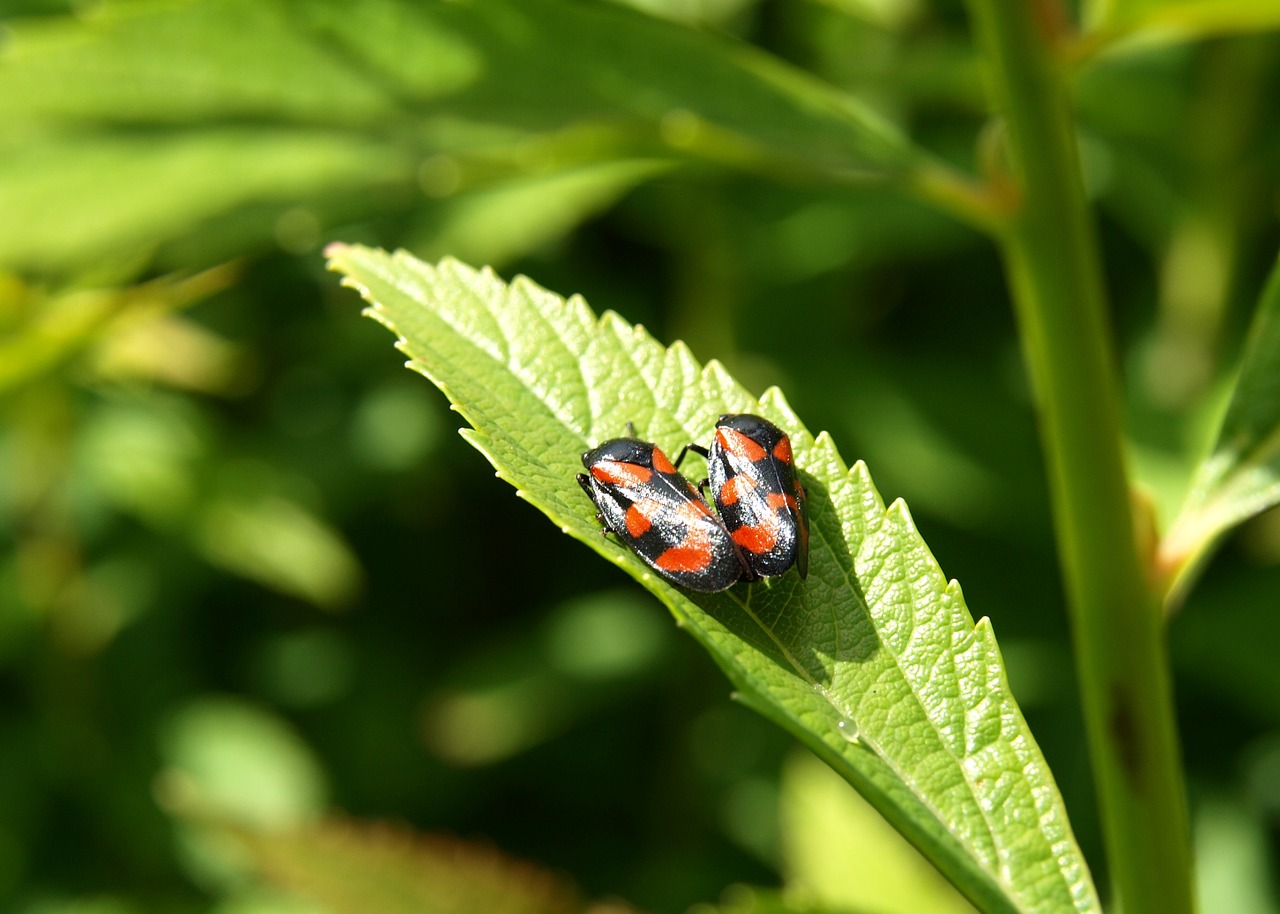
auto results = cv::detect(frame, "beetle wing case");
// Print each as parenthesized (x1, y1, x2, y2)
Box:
(705, 414, 809, 580)
(579, 436, 749, 592)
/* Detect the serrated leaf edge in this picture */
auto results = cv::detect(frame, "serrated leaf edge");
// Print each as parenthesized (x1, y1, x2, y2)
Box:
(328, 246, 1098, 914)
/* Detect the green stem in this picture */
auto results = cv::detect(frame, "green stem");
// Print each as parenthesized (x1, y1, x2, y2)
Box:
(962, 4, 1194, 913)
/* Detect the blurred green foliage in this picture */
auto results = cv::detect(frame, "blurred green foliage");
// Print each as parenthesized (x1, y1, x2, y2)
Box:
(1, 1, 1279, 912)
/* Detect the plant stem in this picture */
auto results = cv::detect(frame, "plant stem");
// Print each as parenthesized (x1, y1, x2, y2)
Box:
(962, 3, 1194, 913)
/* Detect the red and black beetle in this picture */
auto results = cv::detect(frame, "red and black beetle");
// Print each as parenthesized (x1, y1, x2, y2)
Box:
(578, 433, 752, 592)
(679, 414, 809, 580)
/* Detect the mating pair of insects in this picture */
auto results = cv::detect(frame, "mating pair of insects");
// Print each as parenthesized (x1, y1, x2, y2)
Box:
(577, 414, 810, 592)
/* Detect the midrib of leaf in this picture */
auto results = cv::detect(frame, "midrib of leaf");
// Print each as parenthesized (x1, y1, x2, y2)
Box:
(329, 247, 1100, 914)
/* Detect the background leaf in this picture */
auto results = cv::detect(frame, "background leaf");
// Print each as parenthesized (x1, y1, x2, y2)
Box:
(1082, 0, 1280, 46)
(0, 130, 409, 273)
(777, 751, 976, 914)
(1160, 254, 1280, 604)
(327, 246, 1100, 914)
(235, 821, 585, 914)
(0, 0, 927, 277)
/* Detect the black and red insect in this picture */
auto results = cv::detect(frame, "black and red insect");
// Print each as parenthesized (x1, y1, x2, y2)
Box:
(578, 432, 751, 592)
(679, 414, 809, 580)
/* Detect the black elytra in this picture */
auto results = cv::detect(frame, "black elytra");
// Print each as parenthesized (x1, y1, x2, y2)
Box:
(577, 432, 752, 592)
(677, 413, 809, 580)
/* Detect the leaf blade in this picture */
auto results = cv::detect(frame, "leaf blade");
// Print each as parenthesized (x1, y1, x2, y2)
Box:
(1084, 0, 1280, 46)
(236, 820, 583, 914)
(328, 245, 1101, 914)
(0, 129, 410, 272)
(1161, 253, 1280, 605)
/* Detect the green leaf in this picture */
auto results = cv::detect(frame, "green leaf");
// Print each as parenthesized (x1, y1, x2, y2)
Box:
(1082, 0, 1280, 48)
(0, 268, 233, 392)
(0, 130, 410, 272)
(692, 885, 838, 914)
(1160, 254, 1280, 606)
(158, 697, 328, 829)
(327, 246, 1101, 914)
(406, 159, 670, 269)
(0, 1, 396, 125)
(235, 820, 583, 914)
(779, 751, 976, 914)
(0, 0, 918, 174)
(0, 0, 937, 275)
(194, 493, 362, 611)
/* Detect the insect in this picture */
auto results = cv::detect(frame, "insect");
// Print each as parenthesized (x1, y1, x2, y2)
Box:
(578, 430, 751, 592)
(678, 414, 809, 580)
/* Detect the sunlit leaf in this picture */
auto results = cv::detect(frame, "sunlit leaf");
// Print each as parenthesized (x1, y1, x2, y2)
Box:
(778, 751, 976, 914)
(0, 268, 235, 392)
(0, 1, 395, 124)
(237, 821, 583, 914)
(328, 246, 1101, 914)
(0, 130, 410, 272)
(196, 493, 362, 610)
(1082, 0, 1280, 49)
(1193, 796, 1280, 914)
(1159, 254, 1280, 607)
(158, 697, 329, 829)
(89, 313, 251, 395)
(691, 885, 833, 914)
(0, 0, 936, 273)
(406, 159, 670, 269)
(0, 0, 913, 173)
(606, 0, 759, 27)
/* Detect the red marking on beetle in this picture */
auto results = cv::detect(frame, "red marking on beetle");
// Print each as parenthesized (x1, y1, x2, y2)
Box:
(651, 447, 677, 475)
(717, 427, 767, 462)
(654, 546, 712, 572)
(625, 503, 653, 537)
(718, 475, 756, 506)
(733, 523, 778, 554)
(591, 460, 652, 487)
(772, 437, 793, 463)
(767, 492, 798, 512)
(655, 512, 716, 568)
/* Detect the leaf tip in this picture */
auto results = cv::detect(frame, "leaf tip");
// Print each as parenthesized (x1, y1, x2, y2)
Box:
(759, 386, 799, 424)
(849, 458, 873, 485)
(323, 240, 350, 262)
(701, 358, 742, 394)
(887, 497, 914, 524)
(598, 309, 636, 338)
